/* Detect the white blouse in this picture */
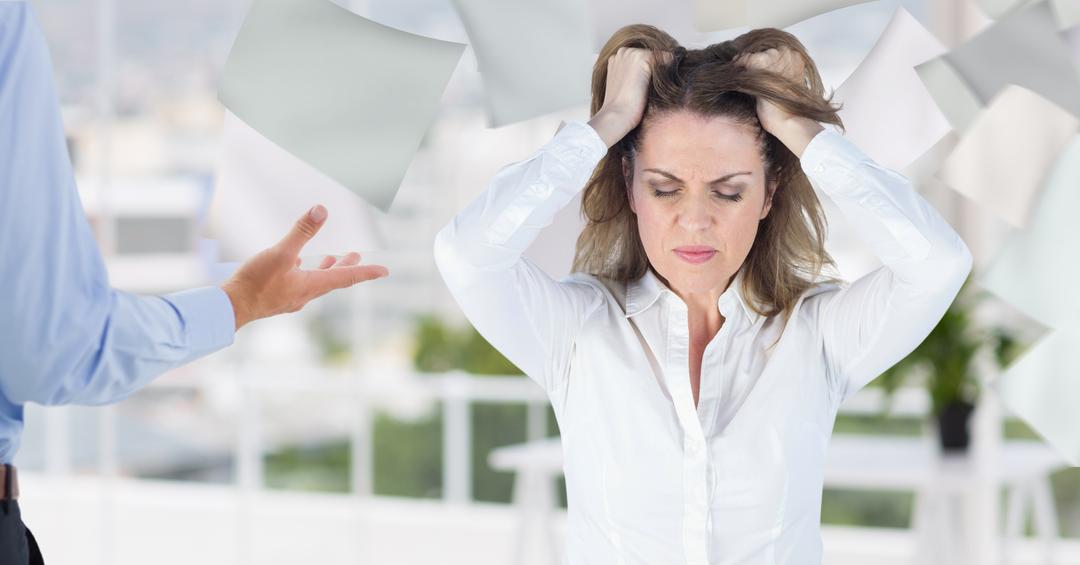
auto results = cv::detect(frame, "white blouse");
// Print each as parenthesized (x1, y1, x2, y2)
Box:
(433, 120, 972, 565)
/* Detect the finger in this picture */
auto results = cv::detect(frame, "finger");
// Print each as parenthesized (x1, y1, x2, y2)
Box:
(746, 51, 768, 67)
(309, 264, 390, 296)
(319, 255, 337, 269)
(335, 251, 362, 268)
(276, 205, 328, 259)
(295, 257, 302, 268)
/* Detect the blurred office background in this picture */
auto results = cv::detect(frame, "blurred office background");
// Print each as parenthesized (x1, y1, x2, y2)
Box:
(15, 0, 1080, 563)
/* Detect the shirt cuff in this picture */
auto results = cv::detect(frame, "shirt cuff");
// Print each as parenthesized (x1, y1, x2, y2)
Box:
(162, 286, 236, 356)
(545, 120, 609, 169)
(799, 128, 872, 195)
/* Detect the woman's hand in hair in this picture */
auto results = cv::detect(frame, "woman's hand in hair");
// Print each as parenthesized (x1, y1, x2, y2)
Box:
(735, 47, 823, 158)
(589, 47, 669, 148)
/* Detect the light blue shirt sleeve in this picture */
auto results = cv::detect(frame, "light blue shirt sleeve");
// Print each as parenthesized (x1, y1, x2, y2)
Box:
(0, 2, 236, 463)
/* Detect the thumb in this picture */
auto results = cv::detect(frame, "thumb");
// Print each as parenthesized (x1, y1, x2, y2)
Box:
(277, 205, 327, 258)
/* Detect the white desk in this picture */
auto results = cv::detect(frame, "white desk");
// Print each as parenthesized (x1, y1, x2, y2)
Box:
(489, 435, 1067, 565)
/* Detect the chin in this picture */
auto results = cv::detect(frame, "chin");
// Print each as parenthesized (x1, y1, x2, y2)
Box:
(658, 266, 727, 295)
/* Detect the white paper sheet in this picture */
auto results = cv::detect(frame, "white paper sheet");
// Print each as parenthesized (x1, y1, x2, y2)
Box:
(588, 0, 728, 50)
(977, 0, 1038, 19)
(208, 111, 385, 262)
(690, 0, 874, 30)
(935, 85, 1078, 229)
(745, 0, 874, 29)
(978, 134, 1080, 329)
(996, 326, 1080, 467)
(833, 7, 951, 171)
(452, 0, 594, 127)
(219, 0, 465, 212)
(1052, 0, 1080, 29)
(915, 57, 984, 132)
(943, 0, 1080, 119)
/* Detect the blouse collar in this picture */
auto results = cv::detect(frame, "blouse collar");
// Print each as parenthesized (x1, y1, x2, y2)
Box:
(624, 266, 762, 325)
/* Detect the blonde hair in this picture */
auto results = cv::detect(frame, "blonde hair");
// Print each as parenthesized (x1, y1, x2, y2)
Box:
(572, 24, 845, 325)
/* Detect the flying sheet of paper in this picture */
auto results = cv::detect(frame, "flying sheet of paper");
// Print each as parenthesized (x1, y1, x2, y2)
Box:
(428, 111, 589, 279)
(589, 0, 727, 51)
(995, 326, 1080, 467)
(693, 0, 747, 32)
(915, 57, 984, 132)
(745, 0, 875, 29)
(902, 132, 959, 187)
(981, 134, 1080, 468)
(452, 0, 594, 127)
(977, 0, 1038, 19)
(942, 0, 1080, 119)
(219, 0, 465, 212)
(833, 7, 951, 171)
(978, 134, 1080, 329)
(935, 85, 1078, 229)
(691, 0, 874, 30)
(785, 1, 896, 91)
(1052, 0, 1080, 29)
(207, 111, 385, 262)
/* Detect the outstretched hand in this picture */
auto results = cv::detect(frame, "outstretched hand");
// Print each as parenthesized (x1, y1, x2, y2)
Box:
(221, 205, 389, 330)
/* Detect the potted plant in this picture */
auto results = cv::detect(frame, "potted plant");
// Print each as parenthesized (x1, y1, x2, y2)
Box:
(877, 277, 1025, 451)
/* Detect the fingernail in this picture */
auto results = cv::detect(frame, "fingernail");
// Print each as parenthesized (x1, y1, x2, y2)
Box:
(309, 205, 327, 223)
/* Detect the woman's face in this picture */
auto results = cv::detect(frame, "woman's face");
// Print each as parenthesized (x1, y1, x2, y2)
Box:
(626, 110, 774, 302)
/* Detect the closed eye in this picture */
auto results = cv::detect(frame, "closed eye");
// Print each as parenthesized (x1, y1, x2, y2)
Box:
(651, 188, 743, 202)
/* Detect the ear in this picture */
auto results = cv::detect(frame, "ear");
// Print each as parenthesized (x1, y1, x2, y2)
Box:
(760, 180, 776, 221)
(622, 155, 636, 214)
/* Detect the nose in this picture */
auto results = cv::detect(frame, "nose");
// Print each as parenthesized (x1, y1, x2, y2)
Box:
(676, 192, 715, 232)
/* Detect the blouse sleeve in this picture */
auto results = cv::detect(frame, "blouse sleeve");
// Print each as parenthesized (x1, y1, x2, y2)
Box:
(433, 120, 609, 393)
(800, 129, 973, 406)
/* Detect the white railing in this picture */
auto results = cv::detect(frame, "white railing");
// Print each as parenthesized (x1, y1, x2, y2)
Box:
(34, 351, 1069, 565)
(36, 366, 554, 504)
(38, 364, 960, 504)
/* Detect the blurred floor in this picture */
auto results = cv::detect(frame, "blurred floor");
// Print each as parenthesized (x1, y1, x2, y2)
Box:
(18, 472, 1080, 565)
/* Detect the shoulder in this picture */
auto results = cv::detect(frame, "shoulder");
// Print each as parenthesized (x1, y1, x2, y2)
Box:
(561, 272, 623, 314)
(795, 277, 848, 323)
(803, 279, 846, 300)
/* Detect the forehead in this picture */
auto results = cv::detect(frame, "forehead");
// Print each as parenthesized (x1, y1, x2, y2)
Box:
(636, 111, 764, 177)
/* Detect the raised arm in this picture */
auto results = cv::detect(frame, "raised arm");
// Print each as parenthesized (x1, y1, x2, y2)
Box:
(433, 121, 608, 393)
(802, 129, 972, 404)
(737, 46, 972, 406)
(434, 47, 661, 392)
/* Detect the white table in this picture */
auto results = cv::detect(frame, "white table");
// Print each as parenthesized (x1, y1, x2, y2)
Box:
(489, 435, 1067, 565)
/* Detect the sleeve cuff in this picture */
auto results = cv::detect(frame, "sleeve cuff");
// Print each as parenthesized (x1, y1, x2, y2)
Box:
(162, 286, 236, 356)
(545, 119, 609, 169)
(799, 128, 873, 193)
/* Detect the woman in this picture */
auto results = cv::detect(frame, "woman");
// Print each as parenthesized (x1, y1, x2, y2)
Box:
(434, 24, 972, 565)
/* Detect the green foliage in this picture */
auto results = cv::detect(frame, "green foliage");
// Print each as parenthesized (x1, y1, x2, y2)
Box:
(262, 408, 443, 498)
(412, 314, 523, 376)
(372, 406, 443, 498)
(471, 403, 527, 503)
(876, 276, 1027, 416)
(264, 442, 350, 493)
(413, 315, 537, 503)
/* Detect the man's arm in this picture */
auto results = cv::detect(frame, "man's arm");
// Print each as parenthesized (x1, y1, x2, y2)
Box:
(0, 3, 387, 406)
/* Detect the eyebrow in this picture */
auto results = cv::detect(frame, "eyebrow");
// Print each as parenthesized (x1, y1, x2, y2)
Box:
(643, 168, 752, 186)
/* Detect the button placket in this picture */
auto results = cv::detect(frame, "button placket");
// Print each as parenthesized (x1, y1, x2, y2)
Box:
(666, 299, 711, 564)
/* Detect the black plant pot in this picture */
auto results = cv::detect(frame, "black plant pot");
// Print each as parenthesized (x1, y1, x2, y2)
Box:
(936, 400, 976, 452)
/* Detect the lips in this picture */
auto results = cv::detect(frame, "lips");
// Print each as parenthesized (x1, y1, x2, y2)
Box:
(673, 246, 717, 264)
